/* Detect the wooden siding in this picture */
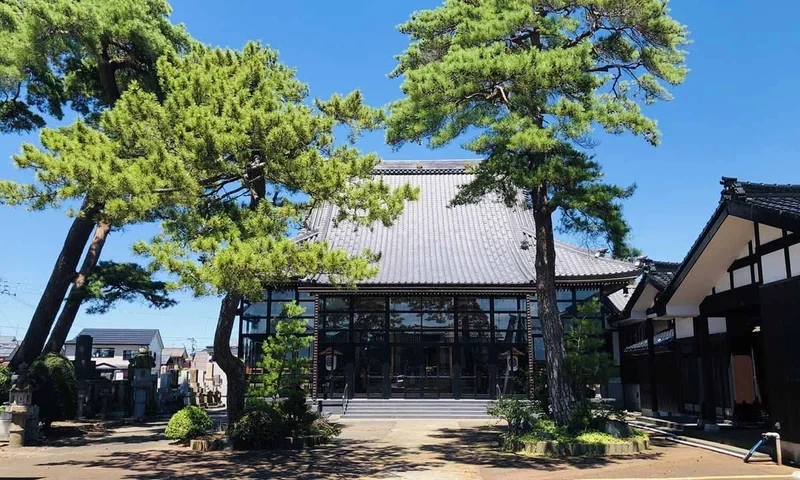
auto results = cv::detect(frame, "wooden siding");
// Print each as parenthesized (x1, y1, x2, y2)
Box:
(760, 277, 800, 443)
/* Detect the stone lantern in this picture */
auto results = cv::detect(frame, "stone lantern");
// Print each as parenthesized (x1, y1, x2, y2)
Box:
(7, 363, 33, 448)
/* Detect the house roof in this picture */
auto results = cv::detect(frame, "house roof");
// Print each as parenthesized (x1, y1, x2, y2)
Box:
(162, 348, 188, 363)
(656, 177, 800, 314)
(0, 340, 18, 364)
(66, 328, 160, 346)
(623, 329, 675, 354)
(607, 259, 680, 319)
(607, 280, 638, 313)
(302, 161, 639, 288)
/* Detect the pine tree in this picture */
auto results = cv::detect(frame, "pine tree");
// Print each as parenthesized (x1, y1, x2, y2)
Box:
(134, 43, 418, 425)
(387, 0, 687, 424)
(0, 0, 189, 368)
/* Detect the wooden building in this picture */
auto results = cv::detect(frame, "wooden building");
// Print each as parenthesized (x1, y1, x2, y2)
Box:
(611, 177, 800, 463)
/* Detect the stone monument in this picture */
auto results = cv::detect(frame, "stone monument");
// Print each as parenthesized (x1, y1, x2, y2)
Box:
(129, 347, 156, 419)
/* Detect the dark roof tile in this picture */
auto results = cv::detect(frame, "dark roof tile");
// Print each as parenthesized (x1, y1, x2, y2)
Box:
(305, 161, 639, 285)
(66, 328, 160, 346)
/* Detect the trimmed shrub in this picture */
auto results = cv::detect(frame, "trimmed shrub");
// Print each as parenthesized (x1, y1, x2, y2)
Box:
(165, 406, 212, 441)
(231, 396, 342, 450)
(230, 405, 286, 449)
(30, 353, 77, 427)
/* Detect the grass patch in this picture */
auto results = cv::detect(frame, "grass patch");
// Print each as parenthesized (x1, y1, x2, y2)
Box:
(517, 418, 647, 445)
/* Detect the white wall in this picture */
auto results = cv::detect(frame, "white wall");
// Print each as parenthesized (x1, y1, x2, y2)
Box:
(759, 224, 783, 243)
(790, 243, 800, 277)
(675, 317, 694, 339)
(761, 250, 787, 284)
(708, 317, 727, 335)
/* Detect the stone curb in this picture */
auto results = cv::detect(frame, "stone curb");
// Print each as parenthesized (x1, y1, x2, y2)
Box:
(501, 437, 649, 457)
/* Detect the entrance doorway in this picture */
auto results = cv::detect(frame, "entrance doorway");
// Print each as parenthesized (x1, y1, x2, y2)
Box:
(390, 346, 453, 398)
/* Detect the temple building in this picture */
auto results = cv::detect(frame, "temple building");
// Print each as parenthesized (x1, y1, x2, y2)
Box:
(238, 161, 639, 401)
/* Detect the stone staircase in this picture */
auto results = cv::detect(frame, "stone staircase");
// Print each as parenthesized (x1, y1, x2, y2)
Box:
(343, 398, 493, 419)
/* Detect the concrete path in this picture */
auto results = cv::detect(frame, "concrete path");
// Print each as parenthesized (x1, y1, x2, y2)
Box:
(0, 418, 797, 479)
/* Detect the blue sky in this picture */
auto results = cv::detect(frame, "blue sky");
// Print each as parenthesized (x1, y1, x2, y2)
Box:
(2, 0, 800, 348)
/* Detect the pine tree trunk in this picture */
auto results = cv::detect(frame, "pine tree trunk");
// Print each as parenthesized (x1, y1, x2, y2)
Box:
(9, 199, 97, 369)
(532, 188, 575, 425)
(214, 292, 246, 427)
(43, 221, 112, 355)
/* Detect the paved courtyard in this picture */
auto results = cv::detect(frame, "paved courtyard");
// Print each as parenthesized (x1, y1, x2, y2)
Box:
(0, 418, 797, 479)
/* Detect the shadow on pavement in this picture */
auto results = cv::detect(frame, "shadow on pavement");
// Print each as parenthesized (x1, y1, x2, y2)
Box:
(423, 424, 667, 473)
(40, 421, 168, 448)
(36, 438, 444, 479)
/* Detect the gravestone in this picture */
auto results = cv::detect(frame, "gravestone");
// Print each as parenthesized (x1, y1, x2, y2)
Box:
(129, 347, 156, 418)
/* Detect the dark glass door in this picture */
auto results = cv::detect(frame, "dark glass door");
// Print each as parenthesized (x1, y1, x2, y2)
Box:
(355, 345, 385, 398)
(461, 346, 491, 398)
(391, 346, 423, 397)
(423, 346, 452, 398)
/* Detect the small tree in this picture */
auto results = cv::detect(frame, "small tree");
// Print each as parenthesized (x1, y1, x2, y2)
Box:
(564, 299, 612, 401)
(250, 302, 312, 400)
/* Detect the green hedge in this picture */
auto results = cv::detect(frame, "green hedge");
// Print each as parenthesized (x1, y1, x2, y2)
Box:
(30, 353, 77, 427)
(165, 406, 212, 441)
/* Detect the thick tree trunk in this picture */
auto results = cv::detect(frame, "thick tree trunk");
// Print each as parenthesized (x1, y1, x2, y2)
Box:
(532, 188, 575, 425)
(214, 292, 246, 427)
(43, 222, 112, 355)
(9, 199, 97, 370)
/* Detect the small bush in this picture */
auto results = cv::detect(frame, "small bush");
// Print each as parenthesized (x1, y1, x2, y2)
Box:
(0, 364, 10, 403)
(231, 396, 342, 450)
(486, 397, 540, 435)
(30, 353, 77, 427)
(165, 406, 212, 441)
(230, 406, 286, 449)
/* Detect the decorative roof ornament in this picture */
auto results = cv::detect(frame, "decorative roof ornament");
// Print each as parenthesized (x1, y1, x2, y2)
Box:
(721, 176, 746, 200)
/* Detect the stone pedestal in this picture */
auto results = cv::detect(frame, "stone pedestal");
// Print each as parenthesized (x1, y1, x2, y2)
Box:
(7, 405, 29, 448)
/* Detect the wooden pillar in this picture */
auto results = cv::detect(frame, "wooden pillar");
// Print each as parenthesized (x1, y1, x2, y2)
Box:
(646, 317, 659, 415)
(311, 294, 320, 401)
(695, 315, 717, 426)
(527, 294, 535, 400)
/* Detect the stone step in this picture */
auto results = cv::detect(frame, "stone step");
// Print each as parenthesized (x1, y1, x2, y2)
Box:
(344, 412, 492, 419)
(342, 398, 494, 418)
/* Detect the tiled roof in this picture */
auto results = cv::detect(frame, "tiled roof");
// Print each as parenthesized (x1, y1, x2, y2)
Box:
(607, 280, 638, 313)
(66, 328, 159, 346)
(0, 340, 18, 362)
(606, 260, 680, 316)
(162, 348, 187, 359)
(644, 260, 681, 291)
(304, 161, 639, 286)
(734, 180, 800, 218)
(655, 177, 800, 313)
(623, 329, 675, 354)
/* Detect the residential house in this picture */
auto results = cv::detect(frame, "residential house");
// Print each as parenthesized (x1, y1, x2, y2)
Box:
(64, 328, 164, 379)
